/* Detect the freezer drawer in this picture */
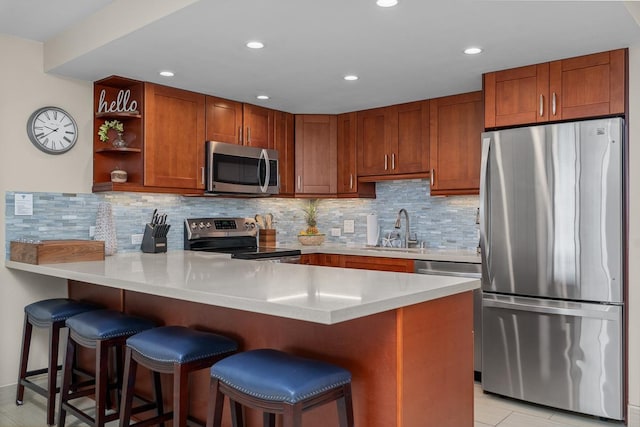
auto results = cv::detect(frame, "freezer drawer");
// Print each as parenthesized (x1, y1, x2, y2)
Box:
(481, 293, 623, 420)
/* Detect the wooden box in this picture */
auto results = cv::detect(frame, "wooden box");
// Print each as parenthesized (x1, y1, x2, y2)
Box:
(258, 229, 276, 248)
(10, 240, 105, 264)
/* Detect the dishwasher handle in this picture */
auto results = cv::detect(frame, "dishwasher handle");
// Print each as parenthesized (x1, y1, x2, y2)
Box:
(415, 268, 481, 279)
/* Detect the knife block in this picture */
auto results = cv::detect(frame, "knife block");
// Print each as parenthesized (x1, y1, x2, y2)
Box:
(141, 223, 168, 253)
(258, 229, 276, 248)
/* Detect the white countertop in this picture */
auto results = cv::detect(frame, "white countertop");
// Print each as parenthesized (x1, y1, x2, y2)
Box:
(5, 251, 479, 325)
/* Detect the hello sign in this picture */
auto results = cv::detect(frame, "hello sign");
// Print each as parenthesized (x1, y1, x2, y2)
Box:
(97, 89, 138, 114)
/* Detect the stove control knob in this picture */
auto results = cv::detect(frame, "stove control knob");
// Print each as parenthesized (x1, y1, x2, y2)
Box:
(190, 223, 197, 229)
(205, 222, 212, 228)
(198, 222, 205, 229)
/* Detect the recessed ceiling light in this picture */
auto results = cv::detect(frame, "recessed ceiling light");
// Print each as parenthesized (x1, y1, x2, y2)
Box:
(159, 70, 174, 77)
(464, 47, 483, 55)
(344, 75, 359, 81)
(256, 95, 270, 100)
(246, 41, 265, 49)
(376, 0, 398, 7)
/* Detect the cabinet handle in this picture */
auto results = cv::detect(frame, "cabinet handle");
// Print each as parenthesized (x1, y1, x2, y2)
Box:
(392, 153, 396, 170)
(350, 174, 353, 190)
(239, 126, 243, 144)
(297, 175, 301, 190)
(552, 92, 557, 116)
(539, 94, 544, 117)
(201, 167, 205, 185)
(247, 127, 251, 144)
(384, 155, 388, 170)
(430, 169, 435, 187)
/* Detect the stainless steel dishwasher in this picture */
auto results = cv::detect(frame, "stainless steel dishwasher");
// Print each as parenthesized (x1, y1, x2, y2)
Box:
(414, 260, 482, 375)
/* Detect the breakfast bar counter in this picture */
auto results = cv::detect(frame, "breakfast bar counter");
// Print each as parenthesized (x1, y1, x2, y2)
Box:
(6, 251, 478, 427)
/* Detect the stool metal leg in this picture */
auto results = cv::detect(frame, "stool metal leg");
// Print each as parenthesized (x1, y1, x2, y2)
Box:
(15, 314, 32, 406)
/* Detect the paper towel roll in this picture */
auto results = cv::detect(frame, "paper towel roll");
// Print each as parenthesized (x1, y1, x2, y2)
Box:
(366, 213, 379, 246)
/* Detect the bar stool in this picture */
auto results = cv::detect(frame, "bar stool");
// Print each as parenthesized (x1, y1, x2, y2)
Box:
(16, 298, 100, 426)
(58, 309, 157, 427)
(207, 349, 354, 427)
(119, 325, 238, 427)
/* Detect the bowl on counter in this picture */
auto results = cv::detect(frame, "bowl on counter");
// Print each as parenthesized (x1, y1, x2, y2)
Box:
(298, 234, 325, 246)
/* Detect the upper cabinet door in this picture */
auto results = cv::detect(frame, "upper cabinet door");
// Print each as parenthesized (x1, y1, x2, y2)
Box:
(274, 111, 295, 196)
(144, 83, 205, 189)
(429, 91, 483, 196)
(295, 114, 337, 196)
(393, 100, 429, 174)
(549, 49, 626, 121)
(484, 63, 549, 129)
(357, 107, 392, 176)
(243, 104, 274, 149)
(337, 112, 357, 194)
(205, 96, 243, 144)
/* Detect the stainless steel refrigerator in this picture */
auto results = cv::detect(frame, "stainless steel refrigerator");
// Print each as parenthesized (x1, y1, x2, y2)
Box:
(479, 117, 624, 420)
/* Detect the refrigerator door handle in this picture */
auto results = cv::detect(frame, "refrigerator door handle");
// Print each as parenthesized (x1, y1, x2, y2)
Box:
(483, 297, 620, 321)
(479, 137, 491, 265)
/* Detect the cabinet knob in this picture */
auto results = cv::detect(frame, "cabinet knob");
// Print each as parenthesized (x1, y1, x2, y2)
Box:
(350, 174, 353, 190)
(384, 154, 388, 171)
(392, 153, 396, 170)
(552, 92, 557, 116)
(297, 175, 301, 190)
(430, 169, 435, 187)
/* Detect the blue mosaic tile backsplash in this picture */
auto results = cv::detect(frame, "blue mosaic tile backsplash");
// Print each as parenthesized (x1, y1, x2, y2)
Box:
(5, 180, 479, 256)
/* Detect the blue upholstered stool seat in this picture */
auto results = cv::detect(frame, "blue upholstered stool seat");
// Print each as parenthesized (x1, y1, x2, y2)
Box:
(65, 309, 156, 341)
(25, 298, 98, 326)
(210, 349, 352, 404)
(126, 326, 238, 363)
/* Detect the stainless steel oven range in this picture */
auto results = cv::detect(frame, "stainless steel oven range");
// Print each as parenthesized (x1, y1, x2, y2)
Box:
(183, 217, 301, 263)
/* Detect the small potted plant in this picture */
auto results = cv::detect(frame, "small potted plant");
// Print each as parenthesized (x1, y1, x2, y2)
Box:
(98, 120, 126, 148)
(298, 199, 325, 246)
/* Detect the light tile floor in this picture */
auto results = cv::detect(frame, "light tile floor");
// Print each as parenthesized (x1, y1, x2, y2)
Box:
(474, 383, 625, 427)
(0, 378, 627, 426)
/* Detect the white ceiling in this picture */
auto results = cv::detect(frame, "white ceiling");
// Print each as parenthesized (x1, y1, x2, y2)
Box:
(2, 0, 640, 114)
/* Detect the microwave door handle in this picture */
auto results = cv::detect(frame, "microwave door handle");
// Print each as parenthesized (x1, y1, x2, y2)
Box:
(259, 149, 270, 193)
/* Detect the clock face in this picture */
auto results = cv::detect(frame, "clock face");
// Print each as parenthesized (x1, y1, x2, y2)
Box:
(26, 107, 78, 154)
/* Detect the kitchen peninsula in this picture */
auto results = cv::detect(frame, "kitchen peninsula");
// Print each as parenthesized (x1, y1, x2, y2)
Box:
(6, 250, 478, 427)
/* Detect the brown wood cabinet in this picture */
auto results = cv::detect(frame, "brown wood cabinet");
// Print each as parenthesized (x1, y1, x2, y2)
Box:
(484, 48, 626, 129)
(144, 83, 206, 190)
(204, 96, 243, 144)
(303, 253, 414, 272)
(274, 111, 295, 196)
(357, 101, 429, 180)
(244, 104, 274, 149)
(337, 112, 375, 198)
(429, 91, 483, 196)
(294, 115, 337, 196)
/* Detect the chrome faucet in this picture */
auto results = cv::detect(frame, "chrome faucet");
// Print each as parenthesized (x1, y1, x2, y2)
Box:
(394, 208, 410, 248)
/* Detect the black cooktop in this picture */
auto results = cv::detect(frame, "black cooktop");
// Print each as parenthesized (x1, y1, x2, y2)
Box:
(230, 247, 302, 260)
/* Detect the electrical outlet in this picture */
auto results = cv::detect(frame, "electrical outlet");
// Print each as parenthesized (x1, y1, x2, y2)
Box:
(89, 226, 96, 238)
(131, 234, 144, 245)
(331, 228, 341, 237)
(343, 219, 355, 233)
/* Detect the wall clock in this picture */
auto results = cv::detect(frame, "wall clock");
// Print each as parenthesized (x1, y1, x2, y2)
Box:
(26, 106, 78, 154)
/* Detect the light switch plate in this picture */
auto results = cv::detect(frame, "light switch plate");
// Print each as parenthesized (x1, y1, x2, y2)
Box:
(131, 234, 144, 245)
(331, 228, 341, 237)
(89, 226, 96, 238)
(343, 219, 355, 233)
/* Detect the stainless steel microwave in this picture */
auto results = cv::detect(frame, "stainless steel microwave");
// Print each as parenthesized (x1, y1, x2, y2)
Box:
(205, 141, 279, 195)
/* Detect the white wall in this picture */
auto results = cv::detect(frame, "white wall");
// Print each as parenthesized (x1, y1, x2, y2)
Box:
(626, 44, 640, 427)
(0, 35, 93, 386)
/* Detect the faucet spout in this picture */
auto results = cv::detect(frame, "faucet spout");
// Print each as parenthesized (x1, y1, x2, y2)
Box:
(394, 208, 410, 248)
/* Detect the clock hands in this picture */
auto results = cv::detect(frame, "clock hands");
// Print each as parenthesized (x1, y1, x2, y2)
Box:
(42, 128, 59, 138)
